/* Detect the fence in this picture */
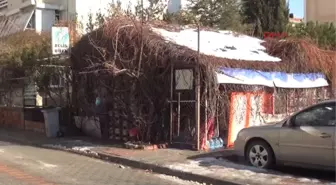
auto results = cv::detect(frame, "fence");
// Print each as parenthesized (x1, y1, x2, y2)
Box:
(24, 108, 45, 133)
(0, 107, 24, 129)
(0, 107, 45, 133)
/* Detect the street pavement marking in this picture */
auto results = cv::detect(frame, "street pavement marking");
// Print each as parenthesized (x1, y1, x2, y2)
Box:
(0, 163, 56, 185)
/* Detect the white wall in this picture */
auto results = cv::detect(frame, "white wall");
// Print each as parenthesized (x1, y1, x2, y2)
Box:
(35, 8, 56, 32)
(167, 0, 181, 13)
(305, 0, 336, 24)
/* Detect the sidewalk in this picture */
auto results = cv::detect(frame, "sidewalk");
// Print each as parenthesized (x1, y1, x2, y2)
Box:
(1, 128, 328, 185)
(0, 128, 237, 185)
(0, 127, 335, 185)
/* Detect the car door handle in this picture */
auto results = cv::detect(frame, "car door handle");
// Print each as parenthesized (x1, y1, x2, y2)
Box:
(320, 133, 331, 138)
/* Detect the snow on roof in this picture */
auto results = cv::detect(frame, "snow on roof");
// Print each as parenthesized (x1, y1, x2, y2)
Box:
(151, 27, 281, 62)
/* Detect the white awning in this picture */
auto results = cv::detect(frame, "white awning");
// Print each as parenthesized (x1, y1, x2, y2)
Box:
(216, 68, 329, 89)
(0, 9, 34, 37)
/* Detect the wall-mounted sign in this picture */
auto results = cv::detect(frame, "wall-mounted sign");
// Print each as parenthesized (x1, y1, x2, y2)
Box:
(51, 27, 70, 55)
(175, 69, 194, 90)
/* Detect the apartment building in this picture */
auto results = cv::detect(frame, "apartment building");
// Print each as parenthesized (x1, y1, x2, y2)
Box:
(304, 0, 336, 24)
(0, 0, 185, 38)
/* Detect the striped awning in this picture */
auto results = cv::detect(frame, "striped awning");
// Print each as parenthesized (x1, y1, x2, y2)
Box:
(0, 9, 34, 37)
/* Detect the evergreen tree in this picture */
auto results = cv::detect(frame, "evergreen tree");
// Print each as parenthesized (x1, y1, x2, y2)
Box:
(286, 21, 336, 49)
(241, 0, 289, 37)
(135, 0, 166, 21)
(187, 0, 242, 30)
(86, 12, 95, 33)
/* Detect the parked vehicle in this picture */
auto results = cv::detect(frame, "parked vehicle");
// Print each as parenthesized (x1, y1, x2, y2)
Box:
(234, 99, 336, 170)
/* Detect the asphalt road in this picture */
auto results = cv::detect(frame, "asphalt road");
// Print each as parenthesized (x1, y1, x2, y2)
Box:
(0, 141, 201, 185)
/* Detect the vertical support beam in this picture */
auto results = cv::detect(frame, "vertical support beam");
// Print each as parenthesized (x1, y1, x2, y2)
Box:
(204, 83, 208, 146)
(332, 64, 336, 98)
(169, 64, 174, 143)
(177, 92, 181, 136)
(195, 25, 201, 150)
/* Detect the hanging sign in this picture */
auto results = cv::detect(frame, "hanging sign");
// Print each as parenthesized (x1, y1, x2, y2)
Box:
(51, 27, 70, 55)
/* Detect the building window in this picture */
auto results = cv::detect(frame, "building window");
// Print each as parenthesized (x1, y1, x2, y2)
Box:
(55, 10, 61, 23)
(0, 0, 8, 11)
(50, 75, 65, 88)
(26, 11, 36, 30)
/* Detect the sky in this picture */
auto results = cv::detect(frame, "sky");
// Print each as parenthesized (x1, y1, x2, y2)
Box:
(288, 0, 304, 18)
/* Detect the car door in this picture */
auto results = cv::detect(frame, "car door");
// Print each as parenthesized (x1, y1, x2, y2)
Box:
(279, 102, 335, 167)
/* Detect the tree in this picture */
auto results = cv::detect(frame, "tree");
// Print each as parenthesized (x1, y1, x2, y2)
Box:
(86, 12, 95, 33)
(286, 21, 336, 49)
(187, 0, 242, 30)
(95, 10, 105, 28)
(241, 0, 289, 37)
(85, 10, 106, 33)
(135, 0, 166, 21)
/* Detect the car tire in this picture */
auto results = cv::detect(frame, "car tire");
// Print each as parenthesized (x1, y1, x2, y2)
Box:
(245, 140, 275, 169)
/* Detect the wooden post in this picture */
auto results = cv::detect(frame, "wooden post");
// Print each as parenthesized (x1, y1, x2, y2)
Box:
(204, 84, 208, 146)
(177, 92, 181, 136)
(169, 64, 174, 143)
(196, 25, 201, 150)
(332, 64, 336, 98)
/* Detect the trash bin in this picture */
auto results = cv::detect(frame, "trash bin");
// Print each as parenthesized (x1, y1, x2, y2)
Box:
(41, 107, 61, 138)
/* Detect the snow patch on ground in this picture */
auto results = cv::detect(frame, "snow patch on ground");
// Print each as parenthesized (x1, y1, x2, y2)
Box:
(151, 27, 281, 62)
(157, 174, 207, 185)
(165, 157, 330, 185)
(37, 160, 57, 169)
(42, 144, 98, 156)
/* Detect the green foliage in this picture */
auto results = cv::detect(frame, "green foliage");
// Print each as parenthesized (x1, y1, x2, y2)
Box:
(95, 10, 105, 28)
(187, 0, 243, 30)
(108, 0, 133, 17)
(86, 10, 106, 33)
(135, 0, 166, 21)
(286, 21, 336, 49)
(163, 10, 194, 25)
(241, 0, 289, 37)
(86, 12, 95, 33)
(0, 31, 52, 68)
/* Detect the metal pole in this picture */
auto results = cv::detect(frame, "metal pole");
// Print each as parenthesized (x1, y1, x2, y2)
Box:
(195, 24, 201, 150)
(177, 92, 181, 136)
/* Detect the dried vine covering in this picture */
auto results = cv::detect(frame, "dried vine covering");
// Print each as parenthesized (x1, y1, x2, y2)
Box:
(71, 15, 219, 143)
(71, 15, 335, 143)
(263, 38, 336, 80)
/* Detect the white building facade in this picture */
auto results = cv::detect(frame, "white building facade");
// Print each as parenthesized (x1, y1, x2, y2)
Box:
(0, 0, 187, 37)
(304, 0, 336, 24)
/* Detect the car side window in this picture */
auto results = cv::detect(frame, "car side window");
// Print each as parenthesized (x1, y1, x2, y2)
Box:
(294, 103, 336, 127)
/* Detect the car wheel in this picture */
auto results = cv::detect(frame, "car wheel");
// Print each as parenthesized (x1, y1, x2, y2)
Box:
(246, 140, 274, 169)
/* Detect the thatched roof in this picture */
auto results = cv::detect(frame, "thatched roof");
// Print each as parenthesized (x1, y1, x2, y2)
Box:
(71, 16, 335, 80)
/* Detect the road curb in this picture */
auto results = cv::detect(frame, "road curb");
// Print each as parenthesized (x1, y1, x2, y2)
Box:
(91, 151, 240, 185)
(0, 135, 240, 185)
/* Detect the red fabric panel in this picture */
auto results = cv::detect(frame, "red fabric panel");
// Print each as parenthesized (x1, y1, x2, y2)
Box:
(262, 93, 274, 114)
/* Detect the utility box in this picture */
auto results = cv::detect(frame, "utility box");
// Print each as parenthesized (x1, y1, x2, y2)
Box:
(41, 107, 61, 137)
